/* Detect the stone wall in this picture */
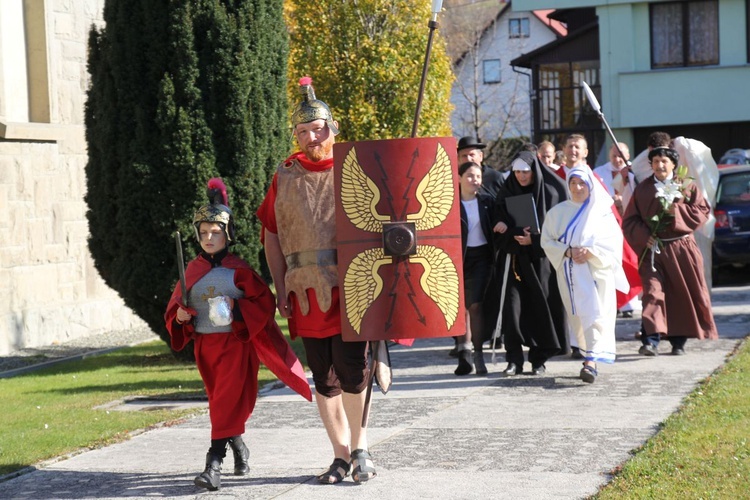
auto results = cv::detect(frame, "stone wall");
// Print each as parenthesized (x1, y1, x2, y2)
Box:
(0, 0, 148, 355)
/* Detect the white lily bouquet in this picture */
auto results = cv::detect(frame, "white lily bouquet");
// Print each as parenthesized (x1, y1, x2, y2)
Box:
(640, 165, 693, 270)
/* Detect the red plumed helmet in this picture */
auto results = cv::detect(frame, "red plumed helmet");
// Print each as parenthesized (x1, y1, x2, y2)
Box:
(193, 178, 235, 243)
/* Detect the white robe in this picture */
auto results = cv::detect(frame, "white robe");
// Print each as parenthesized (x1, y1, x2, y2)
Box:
(594, 162, 636, 213)
(542, 200, 625, 364)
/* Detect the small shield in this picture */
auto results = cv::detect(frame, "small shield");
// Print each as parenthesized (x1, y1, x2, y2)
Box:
(334, 137, 466, 342)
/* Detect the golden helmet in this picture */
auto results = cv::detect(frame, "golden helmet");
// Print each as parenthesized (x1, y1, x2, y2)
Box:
(291, 76, 339, 135)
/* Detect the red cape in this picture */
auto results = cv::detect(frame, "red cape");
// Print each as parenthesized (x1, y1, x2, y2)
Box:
(165, 253, 312, 402)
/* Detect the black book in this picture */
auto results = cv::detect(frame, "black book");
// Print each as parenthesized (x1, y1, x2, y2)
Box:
(505, 193, 540, 234)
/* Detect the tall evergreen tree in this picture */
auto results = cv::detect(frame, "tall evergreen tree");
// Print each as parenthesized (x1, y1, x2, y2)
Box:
(285, 0, 454, 141)
(86, 0, 289, 354)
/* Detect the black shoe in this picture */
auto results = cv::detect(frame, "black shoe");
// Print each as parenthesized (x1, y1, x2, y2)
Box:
(531, 364, 546, 375)
(448, 346, 459, 357)
(194, 453, 222, 491)
(571, 347, 584, 360)
(620, 310, 634, 318)
(503, 363, 521, 376)
(671, 347, 686, 356)
(474, 352, 488, 376)
(229, 436, 250, 476)
(454, 349, 473, 376)
(639, 345, 658, 357)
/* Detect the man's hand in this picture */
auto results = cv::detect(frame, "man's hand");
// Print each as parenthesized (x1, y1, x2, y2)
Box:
(493, 221, 508, 234)
(277, 294, 291, 319)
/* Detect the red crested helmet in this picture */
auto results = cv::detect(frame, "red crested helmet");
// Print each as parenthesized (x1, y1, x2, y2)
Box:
(193, 178, 235, 243)
(291, 76, 339, 135)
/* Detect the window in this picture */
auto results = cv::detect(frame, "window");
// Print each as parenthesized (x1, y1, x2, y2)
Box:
(483, 59, 501, 84)
(0, 0, 50, 124)
(537, 61, 600, 130)
(650, 0, 719, 69)
(509, 18, 530, 38)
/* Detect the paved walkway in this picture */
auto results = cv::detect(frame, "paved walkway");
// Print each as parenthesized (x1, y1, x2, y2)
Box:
(1, 285, 748, 499)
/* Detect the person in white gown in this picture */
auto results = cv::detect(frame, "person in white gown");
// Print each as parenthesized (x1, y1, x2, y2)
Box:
(541, 167, 629, 383)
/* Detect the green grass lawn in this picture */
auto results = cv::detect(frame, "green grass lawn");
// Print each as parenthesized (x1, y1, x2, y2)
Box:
(0, 318, 305, 477)
(595, 338, 750, 498)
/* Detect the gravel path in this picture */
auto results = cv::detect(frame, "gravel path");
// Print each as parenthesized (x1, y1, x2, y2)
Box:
(0, 327, 159, 376)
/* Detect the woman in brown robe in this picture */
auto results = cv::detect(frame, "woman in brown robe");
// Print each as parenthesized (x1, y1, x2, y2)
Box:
(623, 147, 718, 355)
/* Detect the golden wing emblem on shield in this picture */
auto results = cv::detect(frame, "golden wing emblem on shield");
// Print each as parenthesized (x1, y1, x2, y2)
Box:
(407, 143, 453, 231)
(343, 247, 391, 334)
(340, 143, 460, 335)
(341, 147, 390, 233)
(410, 245, 459, 330)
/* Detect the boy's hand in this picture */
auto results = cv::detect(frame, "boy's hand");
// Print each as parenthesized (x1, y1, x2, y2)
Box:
(176, 307, 194, 324)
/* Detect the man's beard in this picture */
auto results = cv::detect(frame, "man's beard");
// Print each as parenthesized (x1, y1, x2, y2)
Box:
(304, 138, 334, 162)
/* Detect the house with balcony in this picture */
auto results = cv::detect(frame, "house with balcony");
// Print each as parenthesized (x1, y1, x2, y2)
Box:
(443, 0, 566, 144)
(511, 0, 750, 164)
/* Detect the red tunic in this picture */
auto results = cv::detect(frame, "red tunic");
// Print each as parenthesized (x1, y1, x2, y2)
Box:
(257, 153, 342, 339)
(164, 253, 312, 439)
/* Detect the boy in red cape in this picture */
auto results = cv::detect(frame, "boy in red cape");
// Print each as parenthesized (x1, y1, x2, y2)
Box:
(165, 178, 311, 491)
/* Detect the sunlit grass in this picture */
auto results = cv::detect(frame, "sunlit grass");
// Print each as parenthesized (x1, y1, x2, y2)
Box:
(594, 339, 750, 499)
(0, 314, 305, 477)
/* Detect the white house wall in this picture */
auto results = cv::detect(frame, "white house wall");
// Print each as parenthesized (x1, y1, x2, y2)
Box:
(451, 11, 560, 142)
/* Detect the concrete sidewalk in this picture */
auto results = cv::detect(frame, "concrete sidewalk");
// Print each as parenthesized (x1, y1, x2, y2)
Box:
(1, 285, 748, 500)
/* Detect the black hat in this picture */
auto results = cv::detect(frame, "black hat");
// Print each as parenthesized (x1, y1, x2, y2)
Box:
(457, 136, 486, 151)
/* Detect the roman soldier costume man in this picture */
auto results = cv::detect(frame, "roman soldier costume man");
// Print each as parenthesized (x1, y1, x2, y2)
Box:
(257, 78, 377, 484)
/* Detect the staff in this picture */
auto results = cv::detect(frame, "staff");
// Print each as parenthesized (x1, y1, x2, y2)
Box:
(364, 0, 444, 426)
(582, 81, 630, 167)
(411, 0, 444, 138)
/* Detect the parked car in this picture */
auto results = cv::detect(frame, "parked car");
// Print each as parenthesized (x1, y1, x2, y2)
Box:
(713, 164, 750, 282)
(718, 148, 750, 168)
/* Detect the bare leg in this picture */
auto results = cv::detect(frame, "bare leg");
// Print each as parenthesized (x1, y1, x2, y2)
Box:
(314, 391, 350, 460)
(342, 390, 368, 451)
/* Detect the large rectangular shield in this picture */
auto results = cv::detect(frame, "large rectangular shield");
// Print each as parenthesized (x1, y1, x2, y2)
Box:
(334, 137, 466, 342)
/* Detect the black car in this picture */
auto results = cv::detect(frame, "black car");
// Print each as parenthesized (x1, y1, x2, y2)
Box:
(713, 165, 750, 281)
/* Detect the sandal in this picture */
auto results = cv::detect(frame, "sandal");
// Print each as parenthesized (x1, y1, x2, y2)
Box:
(580, 364, 598, 384)
(350, 449, 377, 483)
(317, 458, 350, 484)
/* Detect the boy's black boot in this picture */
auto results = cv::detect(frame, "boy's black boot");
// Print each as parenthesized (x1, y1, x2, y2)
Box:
(228, 435, 250, 475)
(194, 453, 222, 491)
